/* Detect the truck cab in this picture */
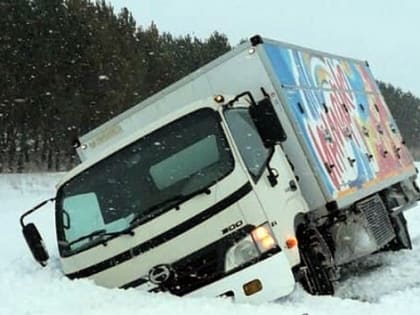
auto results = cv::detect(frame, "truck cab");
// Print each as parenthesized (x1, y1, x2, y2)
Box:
(49, 94, 308, 303)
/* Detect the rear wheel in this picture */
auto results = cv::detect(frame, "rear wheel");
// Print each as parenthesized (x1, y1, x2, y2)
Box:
(388, 212, 412, 250)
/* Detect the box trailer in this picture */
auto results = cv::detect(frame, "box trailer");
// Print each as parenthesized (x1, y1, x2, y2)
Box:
(21, 35, 419, 303)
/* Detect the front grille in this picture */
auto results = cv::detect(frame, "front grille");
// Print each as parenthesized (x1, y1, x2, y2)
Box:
(356, 194, 395, 248)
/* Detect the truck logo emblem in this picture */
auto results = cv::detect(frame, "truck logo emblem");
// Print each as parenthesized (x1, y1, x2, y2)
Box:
(148, 264, 172, 284)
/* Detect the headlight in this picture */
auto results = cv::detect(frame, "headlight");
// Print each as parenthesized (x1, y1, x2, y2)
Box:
(224, 223, 277, 272)
(225, 235, 259, 272)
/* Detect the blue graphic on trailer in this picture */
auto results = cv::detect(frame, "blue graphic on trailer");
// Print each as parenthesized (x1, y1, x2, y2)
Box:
(262, 42, 403, 199)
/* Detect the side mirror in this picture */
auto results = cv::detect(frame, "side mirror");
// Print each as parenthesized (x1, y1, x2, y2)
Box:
(22, 223, 49, 267)
(249, 97, 287, 147)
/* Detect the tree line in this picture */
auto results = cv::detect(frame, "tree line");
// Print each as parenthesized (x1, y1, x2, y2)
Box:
(378, 82, 420, 160)
(0, 0, 419, 172)
(0, 0, 230, 172)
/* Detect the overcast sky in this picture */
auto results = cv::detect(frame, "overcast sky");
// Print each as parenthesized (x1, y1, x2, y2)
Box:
(110, 0, 419, 97)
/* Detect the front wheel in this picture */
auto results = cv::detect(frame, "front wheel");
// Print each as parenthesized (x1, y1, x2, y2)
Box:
(297, 234, 334, 295)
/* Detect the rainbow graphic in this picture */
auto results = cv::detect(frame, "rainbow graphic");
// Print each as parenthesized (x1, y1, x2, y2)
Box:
(264, 43, 414, 199)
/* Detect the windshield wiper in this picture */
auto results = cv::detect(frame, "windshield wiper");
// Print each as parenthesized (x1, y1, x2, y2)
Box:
(129, 186, 212, 226)
(184, 186, 212, 200)
(66, 228, 135, 247)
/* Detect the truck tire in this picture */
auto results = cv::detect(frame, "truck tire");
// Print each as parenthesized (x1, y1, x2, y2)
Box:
(299, 245, 334, 295)
(297, 231, 334, 295)
(389, 212, 412, 250)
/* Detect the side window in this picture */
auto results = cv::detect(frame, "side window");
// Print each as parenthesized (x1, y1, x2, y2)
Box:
(63, 193, 104, 244)
(224, 108, 271, 180)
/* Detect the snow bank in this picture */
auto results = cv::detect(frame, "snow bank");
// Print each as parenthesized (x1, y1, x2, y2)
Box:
(1, 171, 419, 315)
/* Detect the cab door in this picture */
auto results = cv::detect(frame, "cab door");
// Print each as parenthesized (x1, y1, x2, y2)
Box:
(223, 106, 308, 267)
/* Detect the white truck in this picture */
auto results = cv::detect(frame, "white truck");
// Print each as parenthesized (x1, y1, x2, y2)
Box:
(21, 35, 420, 304)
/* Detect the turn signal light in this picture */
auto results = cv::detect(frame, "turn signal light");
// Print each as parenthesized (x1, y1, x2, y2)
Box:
(286, 236, 298, 249)
(252, 226, 270, 240)
(260, 234, 276, 249)
(251, 225, 276, 251)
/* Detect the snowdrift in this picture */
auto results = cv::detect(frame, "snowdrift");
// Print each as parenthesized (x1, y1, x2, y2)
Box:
(1, 170, 419, 315)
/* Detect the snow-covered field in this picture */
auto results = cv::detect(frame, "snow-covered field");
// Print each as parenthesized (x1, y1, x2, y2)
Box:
(1, 172, 420, 315)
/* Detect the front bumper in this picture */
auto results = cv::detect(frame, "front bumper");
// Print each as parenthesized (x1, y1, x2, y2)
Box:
(186, 252, 296, 304)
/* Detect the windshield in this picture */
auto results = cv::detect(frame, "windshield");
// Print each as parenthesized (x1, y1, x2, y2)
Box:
(56, 108, 234, 256)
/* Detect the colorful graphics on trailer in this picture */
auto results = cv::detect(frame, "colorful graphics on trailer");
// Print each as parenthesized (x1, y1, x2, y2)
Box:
(264, 43, 414, 200)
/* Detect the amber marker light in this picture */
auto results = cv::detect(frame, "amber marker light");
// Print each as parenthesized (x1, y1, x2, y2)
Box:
(214, 95, 225, 103)
(243, 279, 262, 296)
(248, 48, 256, 55)
(286, 236, 298, 249)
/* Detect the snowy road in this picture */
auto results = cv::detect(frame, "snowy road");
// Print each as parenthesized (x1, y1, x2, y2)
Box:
(1, 172, 419, 315)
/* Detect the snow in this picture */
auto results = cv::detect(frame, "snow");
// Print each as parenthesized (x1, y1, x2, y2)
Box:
(1, 171, 420, 315)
